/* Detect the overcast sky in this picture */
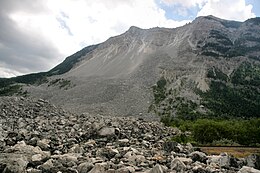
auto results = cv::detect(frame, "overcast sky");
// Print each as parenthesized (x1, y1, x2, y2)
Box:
(0, 0, 259, 78)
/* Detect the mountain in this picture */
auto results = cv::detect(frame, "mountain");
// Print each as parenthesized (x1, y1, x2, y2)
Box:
(1, 15, 260, 119)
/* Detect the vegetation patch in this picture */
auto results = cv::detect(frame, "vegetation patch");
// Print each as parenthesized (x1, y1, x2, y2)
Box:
(170, 118, 260, 146)
(48, 44, 98, 75)
(231, 62, 260, 86)
(0, 84, 27, 96)
(151, 62, 260, 147)
(207, 67, 229, 82)
(200, 62, 260, 118)
(48, 78, 72, 90)
(152, 76, 167, 105)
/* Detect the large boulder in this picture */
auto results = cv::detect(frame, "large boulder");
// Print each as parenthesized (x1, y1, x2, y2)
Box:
(171, 158, 186, 172)
(96, 147, 119, 159)
(207, 154, 231, 168)
(38, 159, 54, 172)
(89, 163, 108, 173)
(0, 141, 50, 173)
(148, 164, 165, 173)
(246, 154, 260, 170)
(1, 156, 28, 173)
(116, 166, 135, 173)
(238, 166, 260, 173)
(190, 151, 207, 163)
(5, 141, 50, 161)
(163, 141, 179, 153)
(77, 162, 94, 173)
(98, 127, 116, 137)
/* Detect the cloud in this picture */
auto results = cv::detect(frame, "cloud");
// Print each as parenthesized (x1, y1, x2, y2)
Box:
(0, 0, 65, 77)
(160, 0, 207, 8)
(160, 0, 255, 21)
(0, 0, 191, 78)
(0, 0, 256, 78)
(197, 0, 255, 21)
(0, 66, 22, 78)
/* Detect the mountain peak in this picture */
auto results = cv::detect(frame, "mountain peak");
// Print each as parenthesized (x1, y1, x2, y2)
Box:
(126, 26, 143, 35)
(195, 15, 220, 21)
(128, 26, 142, 30)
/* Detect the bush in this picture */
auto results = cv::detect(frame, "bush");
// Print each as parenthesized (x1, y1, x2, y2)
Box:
(167, 118, 260, 146)
(172, 133, 194, 144)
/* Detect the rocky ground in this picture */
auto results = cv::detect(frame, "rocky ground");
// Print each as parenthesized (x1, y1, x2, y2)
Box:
(0, 96, 259, 173)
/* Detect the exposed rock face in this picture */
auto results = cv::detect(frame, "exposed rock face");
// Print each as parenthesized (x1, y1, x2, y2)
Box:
(23, 16, 260, 118)
(0, 96, 259, 172)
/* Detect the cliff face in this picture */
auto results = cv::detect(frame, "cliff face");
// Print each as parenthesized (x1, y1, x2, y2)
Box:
(23, 15, 260, 118)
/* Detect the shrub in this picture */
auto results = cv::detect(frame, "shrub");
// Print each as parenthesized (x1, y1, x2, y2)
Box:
(167, 118, 260, 146)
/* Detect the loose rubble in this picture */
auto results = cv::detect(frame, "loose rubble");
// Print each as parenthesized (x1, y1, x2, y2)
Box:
(0, 96, 259, 173)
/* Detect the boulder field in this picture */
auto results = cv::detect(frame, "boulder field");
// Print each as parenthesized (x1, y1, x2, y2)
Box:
(0, 96, 259, 173)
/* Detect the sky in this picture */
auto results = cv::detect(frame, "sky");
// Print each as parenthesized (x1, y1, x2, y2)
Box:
(0, 0, 259, 78)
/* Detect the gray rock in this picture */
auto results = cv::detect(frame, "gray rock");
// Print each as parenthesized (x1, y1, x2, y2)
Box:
(89, 163, 108, 173)
(118, 139, 130, 146)
(183, 143, 193, 154)
(97, 147, 119, 159)
(33, 154, 48, 162)
(2, 157, 28, 173)
(6, 141, 50, 158)
(37, 139, 50, 151)
(54, 153, 79, 167)
(0, 163, 7, 172)
(246, 154, 260, 170)
(39, 159, 54, 171)
(84, 139, 96, 148)
(116, 166, 135, 173)
(190, 151, 207, 163)
(148, 164, 165, 173)
(26, 168, 42, 173)
(177, 157, 193, 165)
(128, 155, 146, 165)
(31, 154, 46, 166)
(238, 166, 260, 173)
(107, 169, 116, 173)
(69, 144, 84, 153)
(77, 162, 94, 173)
(192, 165, 207, 173)
(207, 155, 230, 168)
(124, 151, 133, 158)
(163, 141, 179, 153)
(171, 158, 186, 172)
(98, 127, 116, 137)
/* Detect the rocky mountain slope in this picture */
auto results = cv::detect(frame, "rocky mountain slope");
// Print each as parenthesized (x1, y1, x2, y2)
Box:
(0, 96, 259, 173)
(1, 15, 260, 119)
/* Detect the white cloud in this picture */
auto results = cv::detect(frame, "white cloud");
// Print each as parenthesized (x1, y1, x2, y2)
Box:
(0, 66, 22, 78)
(197, 0, 255, 21)
(10, 0, 189, 58)
(160, 0, 207, 8)
(1, 0, 255, 78)
(2, 0, 190, 78)
(160, 0, 255, 21)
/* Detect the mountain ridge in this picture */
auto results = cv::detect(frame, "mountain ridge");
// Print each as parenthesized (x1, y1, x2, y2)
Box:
(1, 15, 260, 119)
